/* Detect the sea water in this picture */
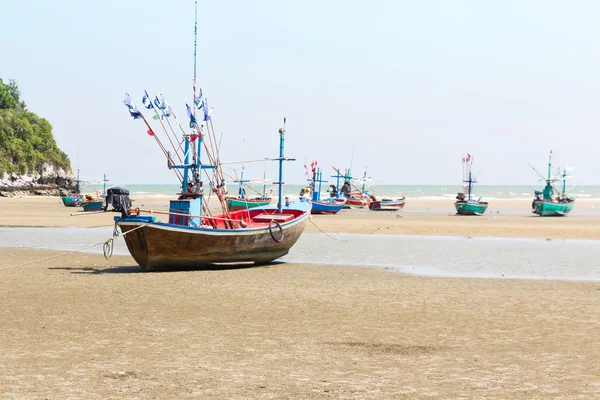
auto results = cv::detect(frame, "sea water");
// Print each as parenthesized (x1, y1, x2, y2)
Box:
(1, 227, 598, 281)
(83, 184, 600, 202)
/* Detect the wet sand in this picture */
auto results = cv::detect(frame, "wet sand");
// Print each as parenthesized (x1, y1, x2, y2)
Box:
(0, 248, 599, 399)
(1, 197, 599, 398)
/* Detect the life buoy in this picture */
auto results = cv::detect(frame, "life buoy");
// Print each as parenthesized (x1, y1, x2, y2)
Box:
(269, 220, 284, 243)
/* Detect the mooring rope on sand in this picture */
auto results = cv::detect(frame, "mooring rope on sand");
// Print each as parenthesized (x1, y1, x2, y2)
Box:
(0, 221, 154, 272)
(309, 218, 348, 242)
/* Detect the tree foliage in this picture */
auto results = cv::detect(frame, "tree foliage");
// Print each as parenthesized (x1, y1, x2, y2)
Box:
(0, 79, 71, 175)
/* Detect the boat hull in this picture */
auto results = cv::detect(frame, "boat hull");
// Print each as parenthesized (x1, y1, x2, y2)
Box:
(532, 200, 574, 216)
(310, 198, 346, 214)
(455, 201, 488, 215)
(61, 196, 81, 207)
(117, 206, 310, 270)
(343, 198, 369, 209)
(82, 200, 104, 212)
(368, 198, 406, 211)
(227, 197, 271, 211)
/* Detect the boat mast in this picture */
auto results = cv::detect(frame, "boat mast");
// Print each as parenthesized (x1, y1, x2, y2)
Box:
(103, 173, 109, 196)
(276, 117, 287, 212)
(361, 166, 367, 194)
(331, 168, 344, 196)
(237, 168, 250, 199)
(75, 169, 80, 194)
(468, 170, 472, 201)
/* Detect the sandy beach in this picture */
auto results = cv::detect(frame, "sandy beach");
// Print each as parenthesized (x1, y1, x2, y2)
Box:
(2, 196, 600, 239)
(0, 196, 599, 398)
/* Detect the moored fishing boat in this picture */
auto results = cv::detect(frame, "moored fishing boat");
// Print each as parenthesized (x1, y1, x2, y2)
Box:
(116, 113, 309, 270)
(225, 170, 272, 211)
(455, 153, 488, 215)
(61, 170, 83, 207)
(113, 6, 310, 270)
(333, 167, 371, 209)
(81, 174, 109, 212)
(529, 151, 575, 217)
(302, 166, 346, 214)
(368, 197, 406, 211)
(226, 197, 271, 211)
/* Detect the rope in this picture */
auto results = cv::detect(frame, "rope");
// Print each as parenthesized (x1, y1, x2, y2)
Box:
(309, 218, 348, 242)
(0, 220, 155, 272)
(103, 220, 154, 260)
(0, 241, 109, 272)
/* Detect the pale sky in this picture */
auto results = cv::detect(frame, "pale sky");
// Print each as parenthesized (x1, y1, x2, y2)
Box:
(2, 0, 598, 185)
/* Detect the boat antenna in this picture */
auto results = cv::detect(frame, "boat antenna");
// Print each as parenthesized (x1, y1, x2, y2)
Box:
(276, 117, 286, 212)
(193, 0, 198, 112)
(275, 116, 296, 212)
(528, 163, 546, 182)
(349, 142, 355, 175)
(547, 149, 553, 183)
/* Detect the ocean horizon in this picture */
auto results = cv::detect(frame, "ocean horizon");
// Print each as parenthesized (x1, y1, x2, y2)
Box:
(82, 183, 600, 201)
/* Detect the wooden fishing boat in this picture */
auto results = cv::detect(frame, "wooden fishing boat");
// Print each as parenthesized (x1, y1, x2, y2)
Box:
(61, 170, 83, 207)
(81, 174, 110, 212)
(82, 199, 104, 212)
(455, 154, 488, 215)
(529, 151, 575, 217)
(532, 200, 574, 216)
(345, 195, 370, 209)
(61, 195, 82, 207)
(117, 201, 310, 269)
(310, 197, 346, 214)
(118, 93, 309, 269)
(225, 170, 272, 211)
(113, 6, 311, 270)
(304, 167, 346, 214)
(332, 167, 371, 209)
(227, 197, 271, 211)
(368, 197, 406, 211)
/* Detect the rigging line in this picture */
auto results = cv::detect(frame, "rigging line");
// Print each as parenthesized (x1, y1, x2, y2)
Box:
(149, 102, 183, 164)
(220, 158, 270, 165)
(308, 218, 348, 242)
(141, 114, 183, 182)
(0, 221, 156, 272)
(162, 113, 184, 163)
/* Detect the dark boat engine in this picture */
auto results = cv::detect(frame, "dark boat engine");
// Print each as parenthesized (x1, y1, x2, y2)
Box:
(104, 187, 132, 217)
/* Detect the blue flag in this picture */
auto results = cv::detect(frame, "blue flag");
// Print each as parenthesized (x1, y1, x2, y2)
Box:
(124, 94, 142, 119)
(164, 104, 173, 118)
(186, 104, 197, 128)
(194, 88, 204, 110)
(154, 93, 173, 117)
(203, 98, 213, 122)
(153, 95, 166, 110)
(142, 91, 154, 109)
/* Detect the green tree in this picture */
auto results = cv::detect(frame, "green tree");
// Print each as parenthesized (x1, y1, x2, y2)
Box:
(0, 79, 71, 175)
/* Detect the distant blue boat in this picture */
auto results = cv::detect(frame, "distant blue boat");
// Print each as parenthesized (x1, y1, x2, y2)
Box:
(302, 167, 346, 214)
(310, 197, 346, 214)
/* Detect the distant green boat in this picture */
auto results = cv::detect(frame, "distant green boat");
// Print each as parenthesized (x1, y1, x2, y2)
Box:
(455, 201, 488, 215)
(61, 170, 83, 207)
(61, 195, 82, 207)
(455, 153, 488, 216)
(227, 197, 271, 211)
(530, 151, 575, 217)
(532, 200, 574, 216)
(226, 169, 272, 211)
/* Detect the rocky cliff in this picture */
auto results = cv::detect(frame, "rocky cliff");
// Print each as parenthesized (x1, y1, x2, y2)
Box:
(0, 163, 74, 197)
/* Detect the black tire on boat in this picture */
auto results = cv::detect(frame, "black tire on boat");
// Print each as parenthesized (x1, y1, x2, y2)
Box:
(269, 220, 284, 243)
